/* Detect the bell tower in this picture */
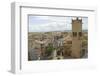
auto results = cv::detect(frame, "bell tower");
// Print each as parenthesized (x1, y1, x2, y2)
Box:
(71, 17, 82, 58)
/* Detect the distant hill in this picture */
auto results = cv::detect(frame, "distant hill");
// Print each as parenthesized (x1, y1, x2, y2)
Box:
(82, 30, 88, 32)
(29, 30, 88, 33)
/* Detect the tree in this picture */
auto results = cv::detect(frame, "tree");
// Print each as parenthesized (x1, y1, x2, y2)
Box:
(45, 43, 54, 56)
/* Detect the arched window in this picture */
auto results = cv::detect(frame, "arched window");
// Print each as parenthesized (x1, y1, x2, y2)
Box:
(73, 32, 77, 37)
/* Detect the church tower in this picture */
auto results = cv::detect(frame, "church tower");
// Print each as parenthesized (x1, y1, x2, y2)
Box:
(71, 17, 82, 58)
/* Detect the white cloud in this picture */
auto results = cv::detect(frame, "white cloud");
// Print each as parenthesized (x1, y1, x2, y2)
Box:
(29, 16, 70, 32)
(34, 16, 50, 20)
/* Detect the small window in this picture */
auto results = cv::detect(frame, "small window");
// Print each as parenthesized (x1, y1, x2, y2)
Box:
(73, 32, 77, 37)
(79, 32, 82, 37)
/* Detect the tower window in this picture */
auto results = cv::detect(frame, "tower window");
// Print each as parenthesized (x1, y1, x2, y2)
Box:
(73, 32, 77, 37)
(79, 32, 82, 37)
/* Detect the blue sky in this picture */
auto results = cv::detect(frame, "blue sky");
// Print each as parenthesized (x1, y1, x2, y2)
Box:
(28, 15, 88, 32)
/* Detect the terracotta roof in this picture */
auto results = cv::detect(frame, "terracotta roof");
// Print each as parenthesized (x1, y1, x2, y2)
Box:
(63, 35, 72, 41)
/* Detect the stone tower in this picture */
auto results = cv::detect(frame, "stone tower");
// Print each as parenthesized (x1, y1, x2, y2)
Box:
(71, 17, 82, 58)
